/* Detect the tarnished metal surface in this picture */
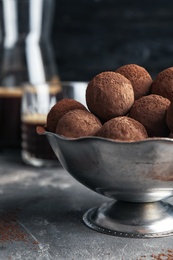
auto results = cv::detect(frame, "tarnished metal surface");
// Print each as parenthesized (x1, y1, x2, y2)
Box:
(44, 132, 173, 237)
(45, 132, 173, 202)
(1, 151, 173, 259)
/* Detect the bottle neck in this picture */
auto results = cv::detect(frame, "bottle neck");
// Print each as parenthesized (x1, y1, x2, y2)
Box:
(0, 0, 58, 86)
(0, 0, 54, 48)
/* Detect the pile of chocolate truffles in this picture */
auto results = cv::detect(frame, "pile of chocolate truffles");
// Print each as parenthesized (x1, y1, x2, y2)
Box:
(46, 64, 173, 142)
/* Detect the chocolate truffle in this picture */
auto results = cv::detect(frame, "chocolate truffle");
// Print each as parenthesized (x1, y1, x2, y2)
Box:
(86, 71, 134, 122)
(55, 109, 102, 138)
(129, 94, 170, 137)
(96, 116, 148, 142)
(116, 64, 152, 99)
(47, 98, 87, 132)
(151, 67, 173, 102)
(166, 102, 173, 133)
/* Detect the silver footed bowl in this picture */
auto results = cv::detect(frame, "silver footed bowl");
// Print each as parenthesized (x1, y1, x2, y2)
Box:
(39, 127, 173, 238)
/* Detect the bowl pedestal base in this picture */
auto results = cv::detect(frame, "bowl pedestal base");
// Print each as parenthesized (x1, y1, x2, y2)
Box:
(83, 200, 173, 238)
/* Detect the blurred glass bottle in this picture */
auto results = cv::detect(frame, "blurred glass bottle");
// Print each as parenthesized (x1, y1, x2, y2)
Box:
(0, 0, 61, 149)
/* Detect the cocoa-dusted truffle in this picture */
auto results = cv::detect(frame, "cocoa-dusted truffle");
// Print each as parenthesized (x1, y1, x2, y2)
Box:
(115, 64, 152, 100)
(166, 102, 173, 133)
(129, 94, 170, 137)
(55, 109, 102, 138)
(86, 71, 134, 122)
(96, 116, 148, 142)
(151, 67, 173, 102)
(47, 98, 87, 132)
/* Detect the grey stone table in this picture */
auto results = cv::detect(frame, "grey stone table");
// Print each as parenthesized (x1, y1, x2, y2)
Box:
(0, 151, 173, 260)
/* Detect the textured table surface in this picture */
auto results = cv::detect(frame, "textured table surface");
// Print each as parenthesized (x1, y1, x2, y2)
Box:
(0, 151, 173, 260)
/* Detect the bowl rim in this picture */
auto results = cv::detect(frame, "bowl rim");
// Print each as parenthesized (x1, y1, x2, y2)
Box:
(36, 126, 173, 145)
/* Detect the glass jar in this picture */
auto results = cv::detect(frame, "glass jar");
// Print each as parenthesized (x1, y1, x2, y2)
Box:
(0, 0, 61, 149)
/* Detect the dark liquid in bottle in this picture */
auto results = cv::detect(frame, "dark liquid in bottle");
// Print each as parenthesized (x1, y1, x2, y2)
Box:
(22, 115, 57, 162)
(0, 88, 22, 149)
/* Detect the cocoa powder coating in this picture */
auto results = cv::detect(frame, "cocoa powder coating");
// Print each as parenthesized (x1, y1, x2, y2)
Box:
(86, 71, 134, 122)
(56, 109, 102, 138)
(151, 67, 173, 102)
(116, 64, 153, 99)
(129, 94, 170, 137)
(96, 116, 148, 142)
(47, 98, 87, 132)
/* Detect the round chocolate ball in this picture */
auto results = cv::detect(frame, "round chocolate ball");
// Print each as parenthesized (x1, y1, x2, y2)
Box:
(116, 64, 152, 99)
(129, 94, 170, 137)
(47, 98, 87, 132)
(151, 67, 173, 102)
(96, 116, 148, 142)
(86, 71, 134, 122)
(55, 109, 102, 138)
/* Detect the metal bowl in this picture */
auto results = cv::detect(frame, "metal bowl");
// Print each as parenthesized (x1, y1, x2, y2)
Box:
(40, 128, 173, 238)
(37, 81, 173, 238)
